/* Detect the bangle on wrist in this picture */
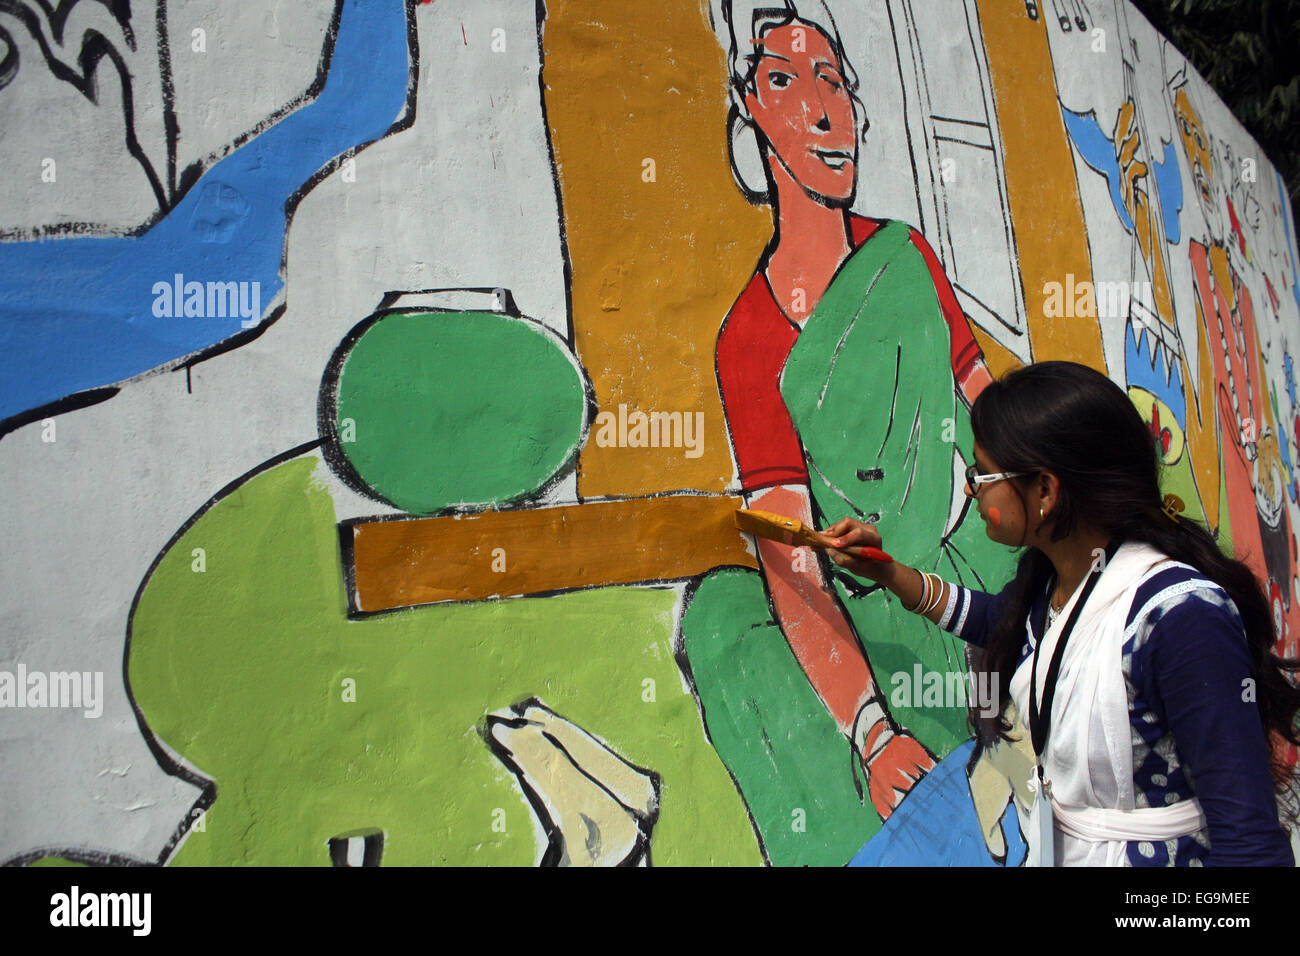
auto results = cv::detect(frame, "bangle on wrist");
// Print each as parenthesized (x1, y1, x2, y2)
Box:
(922, 573, 947, 615)
(906, 567, 930, 613)
(919, 572, 935, 614)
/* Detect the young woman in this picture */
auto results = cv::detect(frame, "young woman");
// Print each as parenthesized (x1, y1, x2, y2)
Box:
(826, 361, 1300, 865)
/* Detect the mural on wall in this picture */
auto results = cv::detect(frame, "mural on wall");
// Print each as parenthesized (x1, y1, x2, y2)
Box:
(1048, 0, 1300, 765)
(1, 0, 1297, 867)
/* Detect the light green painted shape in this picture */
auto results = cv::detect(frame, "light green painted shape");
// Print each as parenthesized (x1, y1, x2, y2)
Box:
(334, 311, 586, 514)
(27, 857, 86, 867)
(129, 457, 759, 866)
(1217, 441, 1234, 556)
(1159, 447, 1206, 527)
(1165, 438, 1233, 555)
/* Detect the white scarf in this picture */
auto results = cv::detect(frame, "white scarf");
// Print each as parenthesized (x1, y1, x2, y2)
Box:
(1009, 540, 1208, 866)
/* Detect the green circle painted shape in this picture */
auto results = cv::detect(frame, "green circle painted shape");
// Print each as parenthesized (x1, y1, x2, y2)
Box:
(334, 311, 585, 514)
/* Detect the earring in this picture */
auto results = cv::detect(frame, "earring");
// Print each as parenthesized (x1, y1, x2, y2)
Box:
(1039, 507, 1044, 519)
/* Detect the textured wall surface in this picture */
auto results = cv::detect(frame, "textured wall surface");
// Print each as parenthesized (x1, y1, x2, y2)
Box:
(1, 0, 1297, 866)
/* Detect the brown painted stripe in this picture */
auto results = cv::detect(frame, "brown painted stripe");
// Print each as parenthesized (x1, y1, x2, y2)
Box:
(976, 0, 1104, 370)
(346, 495, 759, 613)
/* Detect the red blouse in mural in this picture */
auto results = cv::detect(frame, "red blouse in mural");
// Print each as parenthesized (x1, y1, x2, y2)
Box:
(716, 215, 982, 493)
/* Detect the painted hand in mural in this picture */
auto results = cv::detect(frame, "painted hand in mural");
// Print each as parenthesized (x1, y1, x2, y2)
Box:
(1107, 94, 1181, 333)
(483, 699, 661, 867)
(1114, 99, 1149, 232)
(855, 699, 938, 821)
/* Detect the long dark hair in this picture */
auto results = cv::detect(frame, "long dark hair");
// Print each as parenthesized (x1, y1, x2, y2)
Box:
(969, 361, 1300, 815)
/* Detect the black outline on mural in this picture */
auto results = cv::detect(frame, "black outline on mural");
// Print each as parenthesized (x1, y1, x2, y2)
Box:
(315, 295, 598, 521)
(480, 697, 661, 867)
(0, 0, 348, 238)
(0, 22, 20, 89)
(0, 438, 322, 867)
(0, 386, 122, 441)
(155, 0, 177, 201)
(0, 0, 423, 442)
(0, 0, 166, 208)
(534, 0, 576, 348)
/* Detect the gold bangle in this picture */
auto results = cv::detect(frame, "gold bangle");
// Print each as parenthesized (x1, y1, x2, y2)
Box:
(923, 573, 946, 615)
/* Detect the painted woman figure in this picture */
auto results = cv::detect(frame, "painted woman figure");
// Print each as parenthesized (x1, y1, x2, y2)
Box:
(680, 0, 1019, 864)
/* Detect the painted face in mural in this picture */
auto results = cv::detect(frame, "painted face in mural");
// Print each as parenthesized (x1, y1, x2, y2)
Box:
(1174, 88, 1218, 233)
(744, 20, 857, 204)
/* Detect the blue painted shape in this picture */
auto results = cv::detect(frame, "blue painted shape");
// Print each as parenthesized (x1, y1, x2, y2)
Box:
(1153, 140, 1182, 245)
(1125, 319, 1187, 430)
(188, 182, 252, 244)
(1061, 106, 1182, 247)
(0, 0, 410, 423)
(1061, 105, 1134, 232)
(847, 740, 1028, 867)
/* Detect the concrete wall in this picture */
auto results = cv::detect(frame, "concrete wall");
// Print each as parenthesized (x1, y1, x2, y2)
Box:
(1, 0, 1296, 866)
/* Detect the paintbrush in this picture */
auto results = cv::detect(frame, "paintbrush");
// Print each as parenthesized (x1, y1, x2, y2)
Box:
(733, 509, 894, 562)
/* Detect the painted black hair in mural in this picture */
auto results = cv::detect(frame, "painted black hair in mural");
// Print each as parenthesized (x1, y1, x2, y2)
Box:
(969, 360, 1300, 815)
(0, 0, 168, 206)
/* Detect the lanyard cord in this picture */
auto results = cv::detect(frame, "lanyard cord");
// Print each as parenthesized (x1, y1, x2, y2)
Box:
(1028, 536, 1124, 762)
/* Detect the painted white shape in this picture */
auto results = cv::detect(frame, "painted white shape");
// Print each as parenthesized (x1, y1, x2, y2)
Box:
(166, 0, 337, 178)
(0, 5, 162, 233)
(0, 0, 335, 235)
(346, 835, 364, 867)
(887, 0, 1029, 353)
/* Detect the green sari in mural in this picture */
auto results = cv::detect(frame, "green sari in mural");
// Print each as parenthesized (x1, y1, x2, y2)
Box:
(681, 220, 1019, 865)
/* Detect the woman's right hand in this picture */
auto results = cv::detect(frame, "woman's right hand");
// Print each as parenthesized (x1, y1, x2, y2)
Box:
(822, 517, 894, 582)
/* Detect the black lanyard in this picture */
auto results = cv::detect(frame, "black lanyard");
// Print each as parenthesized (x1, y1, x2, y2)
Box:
(1028, 537, 1123, 762)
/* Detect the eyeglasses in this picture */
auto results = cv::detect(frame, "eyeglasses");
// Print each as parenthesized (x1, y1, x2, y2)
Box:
(964, 463, 1032, 494)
